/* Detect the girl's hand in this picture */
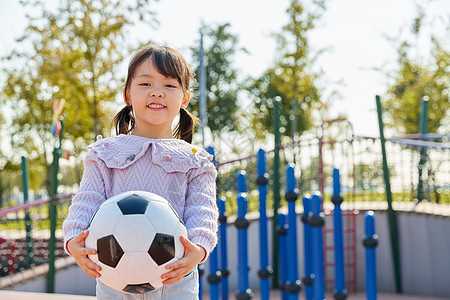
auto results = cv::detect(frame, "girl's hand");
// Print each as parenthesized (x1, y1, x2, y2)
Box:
(67, 230, 102, 278)
(161, 235, 206, 285)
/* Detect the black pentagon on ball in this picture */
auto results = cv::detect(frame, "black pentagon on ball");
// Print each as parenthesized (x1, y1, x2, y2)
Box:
(117, 194, 149, 215)
(97, 235, 124, 268)
(148, 233, 175, 266)
(123, 283, 155, 294)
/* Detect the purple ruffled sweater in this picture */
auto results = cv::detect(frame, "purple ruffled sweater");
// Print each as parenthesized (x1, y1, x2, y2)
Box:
(62, 134, 218, 257)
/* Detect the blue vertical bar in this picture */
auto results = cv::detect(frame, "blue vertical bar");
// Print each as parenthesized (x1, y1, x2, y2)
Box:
(302, 195, 313, 300)
(218, 197, 229, 300)
(285, 164, 300, 299)
(236, 171, 253, 299)
(364, 211, 378, 300)
(238, 170, 247, 193)
(332, 168, 347, 300)
(238, 192, 248, 293)
(206, 147, 220, 300)
(311, 193, 325, 300)
(278, 213, 289, 300)
(208, 248, 220, 300)
(257, 149, 271, 300)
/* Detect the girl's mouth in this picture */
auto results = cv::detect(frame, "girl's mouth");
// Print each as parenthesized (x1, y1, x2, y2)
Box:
(147, 103, 165, 110)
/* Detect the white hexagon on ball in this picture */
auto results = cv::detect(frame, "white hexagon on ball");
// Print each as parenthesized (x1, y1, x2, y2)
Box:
(146, 201, 184, 235)
(114, 215, 156, 252)
(115, 252, 159, 288)
(88, 202, 122, 238)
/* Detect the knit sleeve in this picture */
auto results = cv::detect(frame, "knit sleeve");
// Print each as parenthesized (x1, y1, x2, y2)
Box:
(184, 159, 218, 259)
(62, 151, 107, 253)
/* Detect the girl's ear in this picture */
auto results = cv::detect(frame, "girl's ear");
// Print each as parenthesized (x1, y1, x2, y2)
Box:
(181, 92, 191, 109)
(123, 90, 130, 106)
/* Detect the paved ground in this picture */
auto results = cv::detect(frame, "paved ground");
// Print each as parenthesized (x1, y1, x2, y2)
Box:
(0, 290, 95, 299)
(1, 290, 449, 300)
(202, 290, 450, 300)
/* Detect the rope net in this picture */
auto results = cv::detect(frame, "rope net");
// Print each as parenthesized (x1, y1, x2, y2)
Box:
(216, 134, 449, 215)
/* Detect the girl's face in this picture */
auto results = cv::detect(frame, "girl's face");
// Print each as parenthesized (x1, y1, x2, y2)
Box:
(125, 58, 190, 139)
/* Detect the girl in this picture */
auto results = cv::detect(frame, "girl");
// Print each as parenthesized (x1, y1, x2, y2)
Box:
(63, 45, 218, 299)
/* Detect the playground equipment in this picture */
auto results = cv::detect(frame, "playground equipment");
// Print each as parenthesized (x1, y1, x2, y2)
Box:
(0, 99, 72, 292)
(331, 169, 347, 300)
(256, 149, 272, 300)
(235, 171, 252, 299)
(284, 164, 301, 299)
(199, 146, 380, 299)
(0, 96, 448, 298)
(199, 96, 449, 299)
(363, 211, 378, 300)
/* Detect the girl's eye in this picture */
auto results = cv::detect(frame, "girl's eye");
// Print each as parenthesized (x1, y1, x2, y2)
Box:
(165, 84, 177, 88)
(139, 83, 150, 86)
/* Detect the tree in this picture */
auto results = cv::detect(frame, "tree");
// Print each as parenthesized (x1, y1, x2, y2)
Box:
(246, 0, 327, 140)
(189, 23, 245, 144)
(0, 113, 15, 207)
(1, 0, 157, 194)
(382, 7, 449, 135)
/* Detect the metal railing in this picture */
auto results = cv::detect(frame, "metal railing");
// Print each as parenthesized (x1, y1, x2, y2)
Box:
(0, 194, 72, 277)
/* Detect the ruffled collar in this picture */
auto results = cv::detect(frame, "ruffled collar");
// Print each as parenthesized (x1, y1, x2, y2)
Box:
(88, 134, 212, 171)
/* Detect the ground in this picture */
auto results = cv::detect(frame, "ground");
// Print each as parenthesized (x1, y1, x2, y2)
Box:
(0, 290, 449, 300)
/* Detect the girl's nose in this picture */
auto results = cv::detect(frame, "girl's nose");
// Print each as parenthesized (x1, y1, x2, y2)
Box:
(150, 89, 164, 97)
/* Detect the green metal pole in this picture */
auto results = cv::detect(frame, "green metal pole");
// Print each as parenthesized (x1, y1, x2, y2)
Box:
(376, 95, 403, 293)
(47, 121, 63, 293)
(418, 97, 429, 135)
(417, 97, 429, 202)
(47, 147, 60, 293)
(21, 156, 35, 269)
(271, 96, 282, 288)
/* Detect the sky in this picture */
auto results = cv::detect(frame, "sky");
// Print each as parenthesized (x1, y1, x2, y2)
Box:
(0, 0, 449, 138)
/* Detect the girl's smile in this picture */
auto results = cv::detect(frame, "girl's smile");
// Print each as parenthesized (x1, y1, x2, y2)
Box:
(147, 102, 166, 110)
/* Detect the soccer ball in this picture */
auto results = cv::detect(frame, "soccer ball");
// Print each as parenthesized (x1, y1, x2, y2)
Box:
(85, 191, 187, 294)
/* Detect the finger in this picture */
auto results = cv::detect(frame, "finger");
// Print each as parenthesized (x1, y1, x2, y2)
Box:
(161, 270, 185, 285)
(165, 256, 187, 270)
(179, 235, 193, 249)
(77, 257, 101, 278)
(81, 257, 102, 273)
(74, 230, 89, 243)
(162, 267, 185, 280)
(83, 247, 97, 256)
(163, 272, 187, 285)
(163, 277, 179, 285)
(83, 266, 102, 279)
(71, 244, 94, 258)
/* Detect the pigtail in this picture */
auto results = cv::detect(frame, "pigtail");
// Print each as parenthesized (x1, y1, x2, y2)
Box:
(113, 106, 135, 135)
(173, 108, 199, 144)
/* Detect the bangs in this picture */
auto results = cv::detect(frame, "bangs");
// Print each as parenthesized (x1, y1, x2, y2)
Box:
(151, 48, 188, 89)
(125, 45, 193, 97)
